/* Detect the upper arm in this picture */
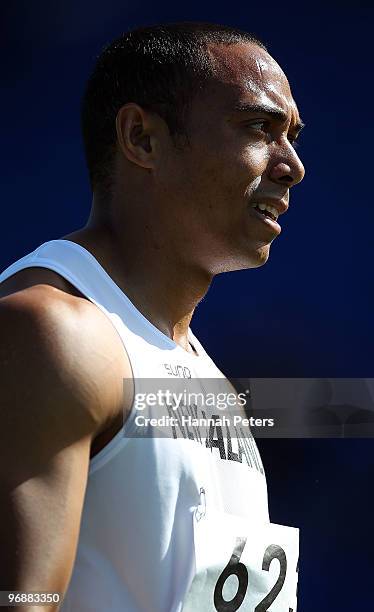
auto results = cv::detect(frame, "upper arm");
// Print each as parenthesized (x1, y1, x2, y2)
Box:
(0, 287, 130, 609)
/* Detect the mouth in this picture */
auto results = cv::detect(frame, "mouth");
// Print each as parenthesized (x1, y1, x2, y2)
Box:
(251, 202, 279, 222)
(248, 199, 288, 235)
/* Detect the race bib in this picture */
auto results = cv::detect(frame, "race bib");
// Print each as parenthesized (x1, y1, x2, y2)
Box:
(182, 503, 299, 612)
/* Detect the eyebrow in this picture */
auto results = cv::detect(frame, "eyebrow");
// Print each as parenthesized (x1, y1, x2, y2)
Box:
(231, 102, 305, 134)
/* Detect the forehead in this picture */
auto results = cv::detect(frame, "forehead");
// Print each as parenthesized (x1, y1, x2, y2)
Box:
(204, 42, 299, 121)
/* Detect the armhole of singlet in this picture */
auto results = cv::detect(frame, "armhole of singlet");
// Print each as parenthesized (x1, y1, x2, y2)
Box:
(0, 258, 141, 474)
(1, 250, 224, 472)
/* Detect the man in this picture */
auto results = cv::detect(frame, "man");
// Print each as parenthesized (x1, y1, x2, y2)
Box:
(0, 22, 305, 611)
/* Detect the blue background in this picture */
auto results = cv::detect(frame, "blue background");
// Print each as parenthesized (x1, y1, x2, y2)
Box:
(2, 1, 373, 609)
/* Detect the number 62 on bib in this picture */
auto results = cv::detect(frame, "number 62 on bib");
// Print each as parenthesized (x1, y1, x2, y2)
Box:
(182, 511, 299, 612)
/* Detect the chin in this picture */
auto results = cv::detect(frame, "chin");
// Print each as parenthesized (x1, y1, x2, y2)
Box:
(251, 246, 271, 267)
(213, 246, 270, 274)
(238, 244, 271, 270)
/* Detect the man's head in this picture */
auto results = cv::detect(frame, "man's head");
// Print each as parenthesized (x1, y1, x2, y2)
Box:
(82, 22, 305, 273)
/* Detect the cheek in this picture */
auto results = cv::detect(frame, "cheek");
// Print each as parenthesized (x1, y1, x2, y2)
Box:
(192, 149, 262, 196)
(241, 145, 269, 178)
(216, 148, 268, 205)
(160, 137, 269, 217)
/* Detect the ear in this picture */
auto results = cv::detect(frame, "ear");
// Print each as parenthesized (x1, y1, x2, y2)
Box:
(115, 103, 162, 170)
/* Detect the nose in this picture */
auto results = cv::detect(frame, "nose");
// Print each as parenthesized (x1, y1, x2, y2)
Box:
(268, 142, 305, 187)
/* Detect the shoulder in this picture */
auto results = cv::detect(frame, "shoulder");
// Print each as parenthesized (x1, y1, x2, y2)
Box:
(0, 281, 132, 446)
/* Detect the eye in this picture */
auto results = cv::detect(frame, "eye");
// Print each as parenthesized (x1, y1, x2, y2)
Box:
(244, 120, 271, 143)
(246, 120, 269, 132)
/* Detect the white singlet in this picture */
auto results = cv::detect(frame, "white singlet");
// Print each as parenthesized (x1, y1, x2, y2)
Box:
(0, 240, 299, 612)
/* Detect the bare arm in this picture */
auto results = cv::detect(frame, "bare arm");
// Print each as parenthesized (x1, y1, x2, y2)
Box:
(0, 286, 131, 611)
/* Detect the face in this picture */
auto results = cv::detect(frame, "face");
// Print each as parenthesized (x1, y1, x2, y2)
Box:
(154, 42, 305, 274)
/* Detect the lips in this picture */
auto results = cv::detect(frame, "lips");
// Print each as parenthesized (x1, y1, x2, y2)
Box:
(249, 206, 280, 232)
(251, 202, 279, 221)
(250, 198, 289, 220)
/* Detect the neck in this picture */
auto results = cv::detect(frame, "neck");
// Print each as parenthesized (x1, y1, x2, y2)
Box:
(63, 199, 213, 350)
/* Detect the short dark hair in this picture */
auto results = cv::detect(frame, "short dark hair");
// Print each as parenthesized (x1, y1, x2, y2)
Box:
(81, 22, 266, 193)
